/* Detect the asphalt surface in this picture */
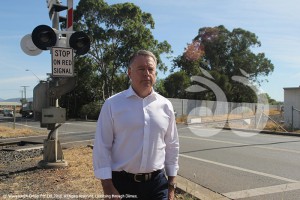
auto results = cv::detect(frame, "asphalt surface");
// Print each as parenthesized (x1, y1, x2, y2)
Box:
(2, 116, 300, 199)
(178, 123, 300, 200)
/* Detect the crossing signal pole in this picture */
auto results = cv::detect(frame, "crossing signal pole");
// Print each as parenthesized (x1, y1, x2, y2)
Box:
(20, 0, 90, 169)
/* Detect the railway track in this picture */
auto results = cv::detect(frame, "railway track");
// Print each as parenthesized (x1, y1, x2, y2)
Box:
(0, 140, 43, 151)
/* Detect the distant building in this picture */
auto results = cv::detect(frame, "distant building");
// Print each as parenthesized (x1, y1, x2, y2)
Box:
(0, 102, 22, 114)
(284, 87, 300, 130)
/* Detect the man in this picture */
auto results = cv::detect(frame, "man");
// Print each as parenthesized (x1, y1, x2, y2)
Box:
(93, 50, 179, 200)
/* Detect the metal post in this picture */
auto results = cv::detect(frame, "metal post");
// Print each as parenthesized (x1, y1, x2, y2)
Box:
(52, 10, 59, 162)
(254, 105, 257, 129)
(181, 99, 184, 117)
(13, 105, 16, 129)
(292, 106, 294, 132)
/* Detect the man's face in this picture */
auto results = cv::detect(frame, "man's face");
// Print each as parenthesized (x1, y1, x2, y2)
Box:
(128, 55, 157, 97)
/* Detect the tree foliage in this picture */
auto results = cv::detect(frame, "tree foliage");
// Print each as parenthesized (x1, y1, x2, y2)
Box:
(163, 71, 191, 99)
(171, 25, 274, 102)
(73, 0, 171, 99)
(61, 0, 172, 117)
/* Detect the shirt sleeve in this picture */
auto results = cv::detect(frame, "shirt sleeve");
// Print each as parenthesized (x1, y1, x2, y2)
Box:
(164, 103, 180, 177)
(93, 101, 114, 179)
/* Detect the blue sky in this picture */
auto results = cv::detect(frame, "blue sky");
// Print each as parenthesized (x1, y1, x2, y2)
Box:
(0, 0, 299, 101)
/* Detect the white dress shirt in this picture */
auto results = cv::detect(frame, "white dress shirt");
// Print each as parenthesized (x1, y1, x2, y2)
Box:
(93, 86, 179, 180)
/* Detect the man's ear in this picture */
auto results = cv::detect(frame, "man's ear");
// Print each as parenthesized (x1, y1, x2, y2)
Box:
(127, 67, 131, 78)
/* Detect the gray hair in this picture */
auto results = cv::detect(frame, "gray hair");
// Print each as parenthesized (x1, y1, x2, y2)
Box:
(128, 50, 157, 68)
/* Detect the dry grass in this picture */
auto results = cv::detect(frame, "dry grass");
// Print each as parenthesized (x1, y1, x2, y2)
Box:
(264, 121, 285, 132)
(176, 115, 188, 124)
(0, 126, 33, 138)
(176, 110, 290, 132)
(0, 125, 46, 138)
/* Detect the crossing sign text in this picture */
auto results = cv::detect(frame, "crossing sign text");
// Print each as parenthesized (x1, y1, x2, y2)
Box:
(52, 47, 74, 77)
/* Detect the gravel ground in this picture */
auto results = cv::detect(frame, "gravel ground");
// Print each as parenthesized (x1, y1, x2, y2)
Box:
(0, 149, 43, 177)
(0, 146, 104, 200)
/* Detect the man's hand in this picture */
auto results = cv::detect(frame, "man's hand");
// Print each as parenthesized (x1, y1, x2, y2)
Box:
(101, 179, 121, 200)
(168, 176, 176, 200)
(168, 187, 175, 200)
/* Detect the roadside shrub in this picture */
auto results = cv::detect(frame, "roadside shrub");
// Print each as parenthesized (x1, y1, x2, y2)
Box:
(80, 101, 103, 120)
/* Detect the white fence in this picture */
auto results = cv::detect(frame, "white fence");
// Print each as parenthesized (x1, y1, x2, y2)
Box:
(168, 98, 280, 117)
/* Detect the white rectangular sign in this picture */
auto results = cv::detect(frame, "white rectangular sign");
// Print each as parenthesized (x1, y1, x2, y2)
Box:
(51, 47, 74, 77)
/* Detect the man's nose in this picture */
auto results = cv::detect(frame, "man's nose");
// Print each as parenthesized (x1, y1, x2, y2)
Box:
(144, 69, 150, 76)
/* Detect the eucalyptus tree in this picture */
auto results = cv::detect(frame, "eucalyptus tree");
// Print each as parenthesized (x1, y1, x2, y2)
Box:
(173, 25, 274, 102)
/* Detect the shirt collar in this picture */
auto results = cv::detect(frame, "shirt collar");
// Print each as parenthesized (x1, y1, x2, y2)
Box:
(125, 86, 158, 100)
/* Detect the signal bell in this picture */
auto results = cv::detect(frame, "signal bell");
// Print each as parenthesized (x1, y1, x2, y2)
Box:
(69, 31, 90, 55)
(32, 25, 57, 50)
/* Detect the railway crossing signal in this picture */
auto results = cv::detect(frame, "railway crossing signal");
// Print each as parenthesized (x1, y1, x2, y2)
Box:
(20, 0, 91, 169)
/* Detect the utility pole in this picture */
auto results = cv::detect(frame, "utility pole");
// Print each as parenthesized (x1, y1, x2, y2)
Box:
(20, 86, 29, 101)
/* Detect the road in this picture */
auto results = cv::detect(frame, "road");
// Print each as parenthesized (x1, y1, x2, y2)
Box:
(1, 116, 300, 199)
(0, 116, 96, 149)
(178, 123, 300, 200)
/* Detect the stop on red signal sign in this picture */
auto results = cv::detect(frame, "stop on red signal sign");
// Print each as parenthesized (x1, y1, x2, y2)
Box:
(51, 47, 74, 77)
